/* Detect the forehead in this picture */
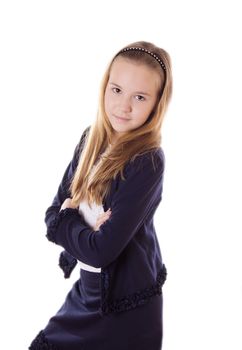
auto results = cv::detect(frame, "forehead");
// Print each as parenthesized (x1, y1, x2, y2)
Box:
(108, 57, 161, 92)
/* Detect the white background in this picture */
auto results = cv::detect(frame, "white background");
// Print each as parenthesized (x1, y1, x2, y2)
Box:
(0, 1, 241, 349)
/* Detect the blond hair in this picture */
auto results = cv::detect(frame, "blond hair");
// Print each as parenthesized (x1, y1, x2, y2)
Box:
(70, 41, 173, 207)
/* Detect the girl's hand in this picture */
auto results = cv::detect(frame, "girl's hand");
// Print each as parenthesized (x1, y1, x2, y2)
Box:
(93, 208, 112, 231)
(60, 198, 77, 211)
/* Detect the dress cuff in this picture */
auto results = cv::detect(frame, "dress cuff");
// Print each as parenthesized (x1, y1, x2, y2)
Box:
(45, 207, 79, 243)
(58, 250, 77, 278)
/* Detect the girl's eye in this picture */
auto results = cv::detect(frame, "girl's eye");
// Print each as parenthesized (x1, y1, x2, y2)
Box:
(135, 95, 145, 101)
(112, 87, 121, 94)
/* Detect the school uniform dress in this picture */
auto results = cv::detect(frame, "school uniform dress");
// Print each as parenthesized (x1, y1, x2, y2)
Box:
(29, 126, 167, 350)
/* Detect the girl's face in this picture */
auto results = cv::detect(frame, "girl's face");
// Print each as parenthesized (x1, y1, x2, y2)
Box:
(104, 57, 161, 142)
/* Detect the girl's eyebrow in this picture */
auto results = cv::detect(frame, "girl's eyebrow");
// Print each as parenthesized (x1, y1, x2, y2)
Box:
(109, 82, 151, 97)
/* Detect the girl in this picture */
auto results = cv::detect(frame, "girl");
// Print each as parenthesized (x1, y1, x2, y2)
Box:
(29, 41, 172, 350)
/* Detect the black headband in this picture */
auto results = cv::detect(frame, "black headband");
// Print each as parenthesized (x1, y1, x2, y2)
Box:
(117, 46, 166, 72)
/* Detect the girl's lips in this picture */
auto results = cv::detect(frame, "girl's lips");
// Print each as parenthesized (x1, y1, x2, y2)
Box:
(114, 115, 130, 121)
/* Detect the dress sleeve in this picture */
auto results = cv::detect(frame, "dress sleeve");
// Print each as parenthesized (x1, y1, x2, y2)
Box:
(45, 125, 90, 224)
(44, 125, 90, 277)
(46, 149, 165, 269)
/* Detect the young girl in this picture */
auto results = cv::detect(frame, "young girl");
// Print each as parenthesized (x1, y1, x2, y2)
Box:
(29, 41, 172, 350)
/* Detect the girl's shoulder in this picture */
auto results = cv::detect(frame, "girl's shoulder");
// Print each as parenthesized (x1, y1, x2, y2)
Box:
(125, 147, 165, 177)
(77, 125, 91, 151)
(131, 147, 165, 166)
(72, 126, 91, 162)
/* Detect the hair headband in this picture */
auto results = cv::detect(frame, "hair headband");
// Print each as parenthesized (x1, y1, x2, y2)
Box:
(118, 46, 166, 72)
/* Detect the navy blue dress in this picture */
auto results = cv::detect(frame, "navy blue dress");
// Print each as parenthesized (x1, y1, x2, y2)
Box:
(29, 126, 167, 349)
(29, 269, 163, 350)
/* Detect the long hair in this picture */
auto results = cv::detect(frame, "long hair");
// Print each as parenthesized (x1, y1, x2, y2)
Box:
(70, 41, 173, 207)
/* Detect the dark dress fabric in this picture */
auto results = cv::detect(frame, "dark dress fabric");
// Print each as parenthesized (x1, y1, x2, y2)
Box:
(29, 126, 167, 349)
(29, 269, 163, 350)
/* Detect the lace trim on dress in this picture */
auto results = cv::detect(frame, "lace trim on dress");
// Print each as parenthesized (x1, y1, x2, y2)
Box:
(29, 330, 58, 350)
(59, 250, 78, 278)
(100, 264, 167, 315)
(46, 208, 79, 243)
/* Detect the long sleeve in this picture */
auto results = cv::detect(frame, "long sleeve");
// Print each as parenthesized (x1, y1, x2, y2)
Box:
(44, 126, 90, 277)
(46, 148, 165, 269)
(45, 126, 90, 225)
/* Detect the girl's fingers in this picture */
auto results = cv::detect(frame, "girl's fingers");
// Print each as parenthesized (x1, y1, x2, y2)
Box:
(94, 209, 112, 231)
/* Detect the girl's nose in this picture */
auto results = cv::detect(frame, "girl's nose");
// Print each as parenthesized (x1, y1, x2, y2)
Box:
(119, 96, 132, 114)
